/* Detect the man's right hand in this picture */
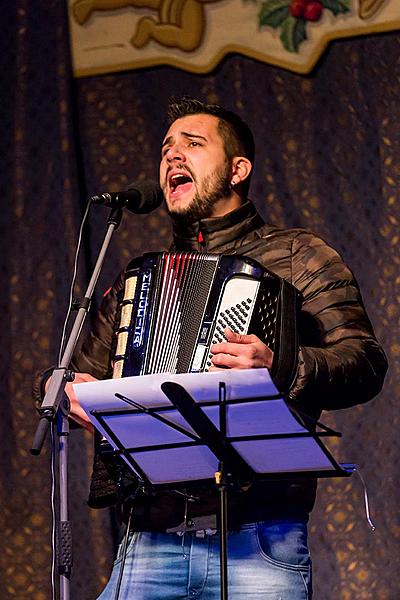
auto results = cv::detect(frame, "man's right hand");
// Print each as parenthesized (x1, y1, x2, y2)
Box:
(46, 372, 97, 432)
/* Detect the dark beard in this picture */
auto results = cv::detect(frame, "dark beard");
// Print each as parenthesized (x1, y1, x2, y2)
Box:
(167, 162, 232, 224)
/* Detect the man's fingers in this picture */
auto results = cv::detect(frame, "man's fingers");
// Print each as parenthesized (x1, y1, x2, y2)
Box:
(70, 413, 94, 433)
(210, 327, 274, 370)
(211, 352, 266, 370)
(72, 372, 98, 384)
(211, 340, 258, 358)
(67, 373, 97, 432)
(224, 327, 259, 345)
(211, 353, 240, 369)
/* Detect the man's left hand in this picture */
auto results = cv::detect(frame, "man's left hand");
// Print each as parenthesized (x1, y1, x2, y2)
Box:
(209, 327, 274, 370)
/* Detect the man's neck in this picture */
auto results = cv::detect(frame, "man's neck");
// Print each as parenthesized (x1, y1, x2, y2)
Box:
(209, 193, 244, 218)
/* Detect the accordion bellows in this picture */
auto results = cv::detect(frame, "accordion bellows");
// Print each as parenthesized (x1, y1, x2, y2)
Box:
(112, 252, 301, 392)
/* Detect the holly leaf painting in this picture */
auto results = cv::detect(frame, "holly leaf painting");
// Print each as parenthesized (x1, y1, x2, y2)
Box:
(321, 0, 350, 15)
(259, 0, 291, 29)
(255, 0, 351, 55)
(280, 15, 307, 52)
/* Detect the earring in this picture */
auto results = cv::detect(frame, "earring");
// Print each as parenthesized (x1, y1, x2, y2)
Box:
(231, 178, 236, 186)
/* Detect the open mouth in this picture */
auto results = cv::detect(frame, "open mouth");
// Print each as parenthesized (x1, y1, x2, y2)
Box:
(169, 172, 193, 194)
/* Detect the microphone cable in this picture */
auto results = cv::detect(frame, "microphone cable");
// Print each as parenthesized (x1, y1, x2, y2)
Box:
(58, 197, 92, 364)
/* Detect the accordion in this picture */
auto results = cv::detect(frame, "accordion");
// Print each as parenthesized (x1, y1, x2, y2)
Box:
(112, 252, 301, 392)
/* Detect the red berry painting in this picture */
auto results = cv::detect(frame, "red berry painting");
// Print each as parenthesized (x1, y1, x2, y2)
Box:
(257, 0, 351, 52)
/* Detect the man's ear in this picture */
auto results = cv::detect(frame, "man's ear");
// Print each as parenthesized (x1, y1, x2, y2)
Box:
(231, 157, 252, 186)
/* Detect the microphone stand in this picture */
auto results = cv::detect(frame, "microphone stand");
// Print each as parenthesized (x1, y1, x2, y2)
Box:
(31, 206, 123, 600)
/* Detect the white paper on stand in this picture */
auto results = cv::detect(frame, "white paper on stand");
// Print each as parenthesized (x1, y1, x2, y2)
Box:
(74, 368, 277, 413)
(74, 368, 339, 485)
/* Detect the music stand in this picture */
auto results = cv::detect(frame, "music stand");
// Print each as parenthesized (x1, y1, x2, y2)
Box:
(75, 368, 353, 600)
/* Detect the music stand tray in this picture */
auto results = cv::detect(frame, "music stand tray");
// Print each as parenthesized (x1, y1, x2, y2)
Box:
(74, 368, 352, 490)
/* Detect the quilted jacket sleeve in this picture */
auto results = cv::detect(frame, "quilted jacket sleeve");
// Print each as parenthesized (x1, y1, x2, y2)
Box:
(69, 269, 125, 378)
(32, 271, 124, 410)
(288, 231, 387, 412)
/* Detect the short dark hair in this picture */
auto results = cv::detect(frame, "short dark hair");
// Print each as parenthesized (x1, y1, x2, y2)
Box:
(167, 97, 255, 193)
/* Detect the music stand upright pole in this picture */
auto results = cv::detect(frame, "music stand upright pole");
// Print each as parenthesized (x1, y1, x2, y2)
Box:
(216, 382, 229, 600)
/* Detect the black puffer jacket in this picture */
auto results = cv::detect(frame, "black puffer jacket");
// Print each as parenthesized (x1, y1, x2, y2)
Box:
(71, 201, 387, 530)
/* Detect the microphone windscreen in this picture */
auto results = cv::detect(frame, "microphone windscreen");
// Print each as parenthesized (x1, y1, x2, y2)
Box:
(126, 180, 164, 214)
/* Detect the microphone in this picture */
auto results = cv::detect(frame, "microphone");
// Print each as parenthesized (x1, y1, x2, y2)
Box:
(90, 180, 164, 214)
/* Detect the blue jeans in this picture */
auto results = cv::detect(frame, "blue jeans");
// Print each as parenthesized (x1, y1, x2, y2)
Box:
(97, 521, 312, 599)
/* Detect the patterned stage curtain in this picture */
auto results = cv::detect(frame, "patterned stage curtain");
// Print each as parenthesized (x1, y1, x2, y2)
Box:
(1, 3, 399, 598)
(75, 34, 400, 600)
(0, 3, 113, 599)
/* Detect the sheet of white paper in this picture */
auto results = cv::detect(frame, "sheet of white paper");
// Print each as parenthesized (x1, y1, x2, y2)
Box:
(74, 368, 338, 484)
(74, 368, 277, 416)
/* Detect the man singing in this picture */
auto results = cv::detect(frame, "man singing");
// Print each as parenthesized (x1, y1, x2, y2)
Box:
(39, 97, 387, 599)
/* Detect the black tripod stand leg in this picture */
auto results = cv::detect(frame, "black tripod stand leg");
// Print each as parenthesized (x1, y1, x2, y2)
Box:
(216, 468, 229, 600)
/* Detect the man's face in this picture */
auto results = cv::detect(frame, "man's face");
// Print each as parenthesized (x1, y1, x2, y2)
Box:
(159, 114, 234, 222)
